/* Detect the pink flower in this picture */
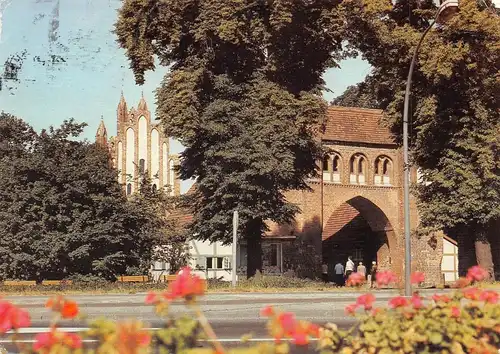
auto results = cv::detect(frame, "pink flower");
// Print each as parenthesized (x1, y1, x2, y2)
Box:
(450, 306, 461, 318)
(388, 296, 408, 308)
(345, 303, 358, 315)
(410, 272, 425, 284)
(0, 301, 31, 333)
(260, 305, 275, 317)
(466, 266, 489, 282)
(432, 294, 451, 303)
(145, 292, 159, 305)
(34, 331, 82, 351)
(356, 294, 376, 310)
(346, 272, 365, 287)
(463, 287, 482, 301)
(166, 267, 205, 300)
(411, 294, 424, 309)
(277, 312, 296, 335)
(479, 290, 498, 304)
(376, 270, 397, 287)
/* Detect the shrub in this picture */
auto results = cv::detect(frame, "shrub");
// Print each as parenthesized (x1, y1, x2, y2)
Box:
(1, 267, 498, 353)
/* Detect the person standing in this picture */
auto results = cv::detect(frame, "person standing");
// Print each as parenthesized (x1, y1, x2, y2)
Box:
(321, 263, 329, 283)
(357, 262, 366, 278)
(345, 256, 355, 280)
(370, 261, 378, 288)
(334, 262, 344, 286)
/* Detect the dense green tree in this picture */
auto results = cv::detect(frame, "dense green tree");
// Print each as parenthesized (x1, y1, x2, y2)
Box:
(115, 0, 350, 277)
(0, 114, 153, 281)
(345, 0, 500, 278)
(331, 75, 382, 109)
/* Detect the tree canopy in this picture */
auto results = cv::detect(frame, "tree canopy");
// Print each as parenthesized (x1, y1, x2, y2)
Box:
(331, 75, 382, 109)
(115, 0, 350, 276)
(0, 114, 154, 281)
(344, 0, 500, 277)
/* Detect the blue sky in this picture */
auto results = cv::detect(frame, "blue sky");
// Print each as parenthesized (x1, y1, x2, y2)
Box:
(0, 0, 370, 191)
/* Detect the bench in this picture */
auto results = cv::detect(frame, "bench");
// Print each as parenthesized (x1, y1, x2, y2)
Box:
(42, 280, 73, 286)
(117, 275, 149, 283)
(159, 275, 177, 283)
(3, 280, 37, 286)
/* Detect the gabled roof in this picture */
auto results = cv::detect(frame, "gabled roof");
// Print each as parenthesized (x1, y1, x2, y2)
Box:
(322, 106, 395, 145)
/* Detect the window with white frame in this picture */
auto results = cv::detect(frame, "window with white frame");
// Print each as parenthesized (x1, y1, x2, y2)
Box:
(349, 153, 367, 185)
(374, 156, 392, 186)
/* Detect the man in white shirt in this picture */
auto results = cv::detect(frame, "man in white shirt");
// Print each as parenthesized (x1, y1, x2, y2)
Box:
(345, 256, 355, 279)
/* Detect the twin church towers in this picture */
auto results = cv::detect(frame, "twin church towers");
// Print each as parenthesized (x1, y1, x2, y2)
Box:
(95, 92, 180, 196)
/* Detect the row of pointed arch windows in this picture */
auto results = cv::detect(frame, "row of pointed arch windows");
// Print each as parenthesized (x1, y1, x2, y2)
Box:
(322, 153, 392, 186)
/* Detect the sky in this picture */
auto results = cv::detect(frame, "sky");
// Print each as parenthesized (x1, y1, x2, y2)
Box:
(0, 0, 371, 192)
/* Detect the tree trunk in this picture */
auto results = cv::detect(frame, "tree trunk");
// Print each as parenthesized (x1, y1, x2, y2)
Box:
(474, 223, 495, 281)
(488, 218, 500, 280)
(246, 219, 263, 278)
(451, 224, 476, 277)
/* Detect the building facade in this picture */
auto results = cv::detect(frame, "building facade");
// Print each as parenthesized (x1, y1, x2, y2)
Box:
(97, 96, 458, 285)
(96, 92, 180, 196)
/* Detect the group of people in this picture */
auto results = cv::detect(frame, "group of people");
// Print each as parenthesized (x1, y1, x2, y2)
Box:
(322, 256, 377, 287)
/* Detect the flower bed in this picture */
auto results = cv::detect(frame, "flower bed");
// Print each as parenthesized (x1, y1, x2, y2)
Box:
(0, 266, 498, 353)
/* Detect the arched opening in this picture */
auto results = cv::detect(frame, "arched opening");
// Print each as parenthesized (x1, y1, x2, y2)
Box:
(139, 158, 146, 175)
(374, 156, 392, 186)
(126, 183, 132, 196)
(322, 196, 395, 282)
(349, 153, 367, 185)
(332, 155, 341, 183)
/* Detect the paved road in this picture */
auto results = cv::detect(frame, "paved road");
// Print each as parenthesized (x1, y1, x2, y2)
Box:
(1, 290, 450, 352)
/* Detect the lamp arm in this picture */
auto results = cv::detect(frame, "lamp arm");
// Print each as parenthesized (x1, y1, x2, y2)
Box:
(402, 10, 439, 297)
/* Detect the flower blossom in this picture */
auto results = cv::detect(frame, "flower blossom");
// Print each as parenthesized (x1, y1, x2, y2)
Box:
(450, 306, 461, 318)
(0, 301, 31, 333)
(466, 266, 489, 282)
(410, 272, 425, 284)
(165, 267, 205, 301)
(462, 287, 482, 301)
(356, 294, 375, 310)
(34, 330, 82, 352)
(411, 294, 424, 309)
(115, 321, 151, 353)
(264, 308, 319, 345)
(45, 296, 79, 319)
(432, 294, 451, 303)
(346, 272, 365, 287)
(388, 296, 408, 308)
(479, 290, 498, 304)
(345, 304, 358, 315)
(376, 270, 398, 287)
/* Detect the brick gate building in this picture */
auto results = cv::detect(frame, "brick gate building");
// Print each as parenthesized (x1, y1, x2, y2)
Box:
(267, 106, 449, 286)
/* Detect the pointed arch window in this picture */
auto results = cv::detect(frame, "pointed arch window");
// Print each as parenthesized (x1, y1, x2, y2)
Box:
(349, 153, 367, 185)
(126, 183, 132, 195)
(374, 156, 392, 186)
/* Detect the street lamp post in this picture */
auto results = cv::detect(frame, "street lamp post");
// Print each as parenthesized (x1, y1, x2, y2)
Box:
(403, 0, 459, 297)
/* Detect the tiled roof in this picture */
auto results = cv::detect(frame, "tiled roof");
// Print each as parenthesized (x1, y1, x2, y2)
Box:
(322, 203, 359, 241)
(323, 106, 395, 145)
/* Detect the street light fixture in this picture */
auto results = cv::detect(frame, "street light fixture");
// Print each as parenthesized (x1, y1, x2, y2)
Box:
(403, 0, 459, 297)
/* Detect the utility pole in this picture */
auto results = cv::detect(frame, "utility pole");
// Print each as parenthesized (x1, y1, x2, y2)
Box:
(232, 210, 239, 287)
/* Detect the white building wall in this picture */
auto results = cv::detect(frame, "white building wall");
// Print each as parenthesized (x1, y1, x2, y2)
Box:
(189, 240, 234, 281)
(441, 237, 458, 283)
(117, 141, 123, 183)
(151, 129, 160, 188)
(138, 116, 148, 174)
(162, 142, 169, 189)
(125, 128, 135, 193)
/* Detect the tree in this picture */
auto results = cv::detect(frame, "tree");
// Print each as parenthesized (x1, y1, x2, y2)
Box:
(0, 114, 153, 281)
(130, 173, 191, 275)
(115, 0, 350, 277)
(344, 0, 500, 278)
(331, 75, 382, 109)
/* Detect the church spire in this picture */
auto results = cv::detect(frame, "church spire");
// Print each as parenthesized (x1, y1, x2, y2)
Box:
(138, 91, 148, 111)
(96, 117, 108, 147)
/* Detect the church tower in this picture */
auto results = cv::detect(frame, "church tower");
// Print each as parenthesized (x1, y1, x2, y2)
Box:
(96, 93, 181, 197)
(95, 118, 108, 148)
